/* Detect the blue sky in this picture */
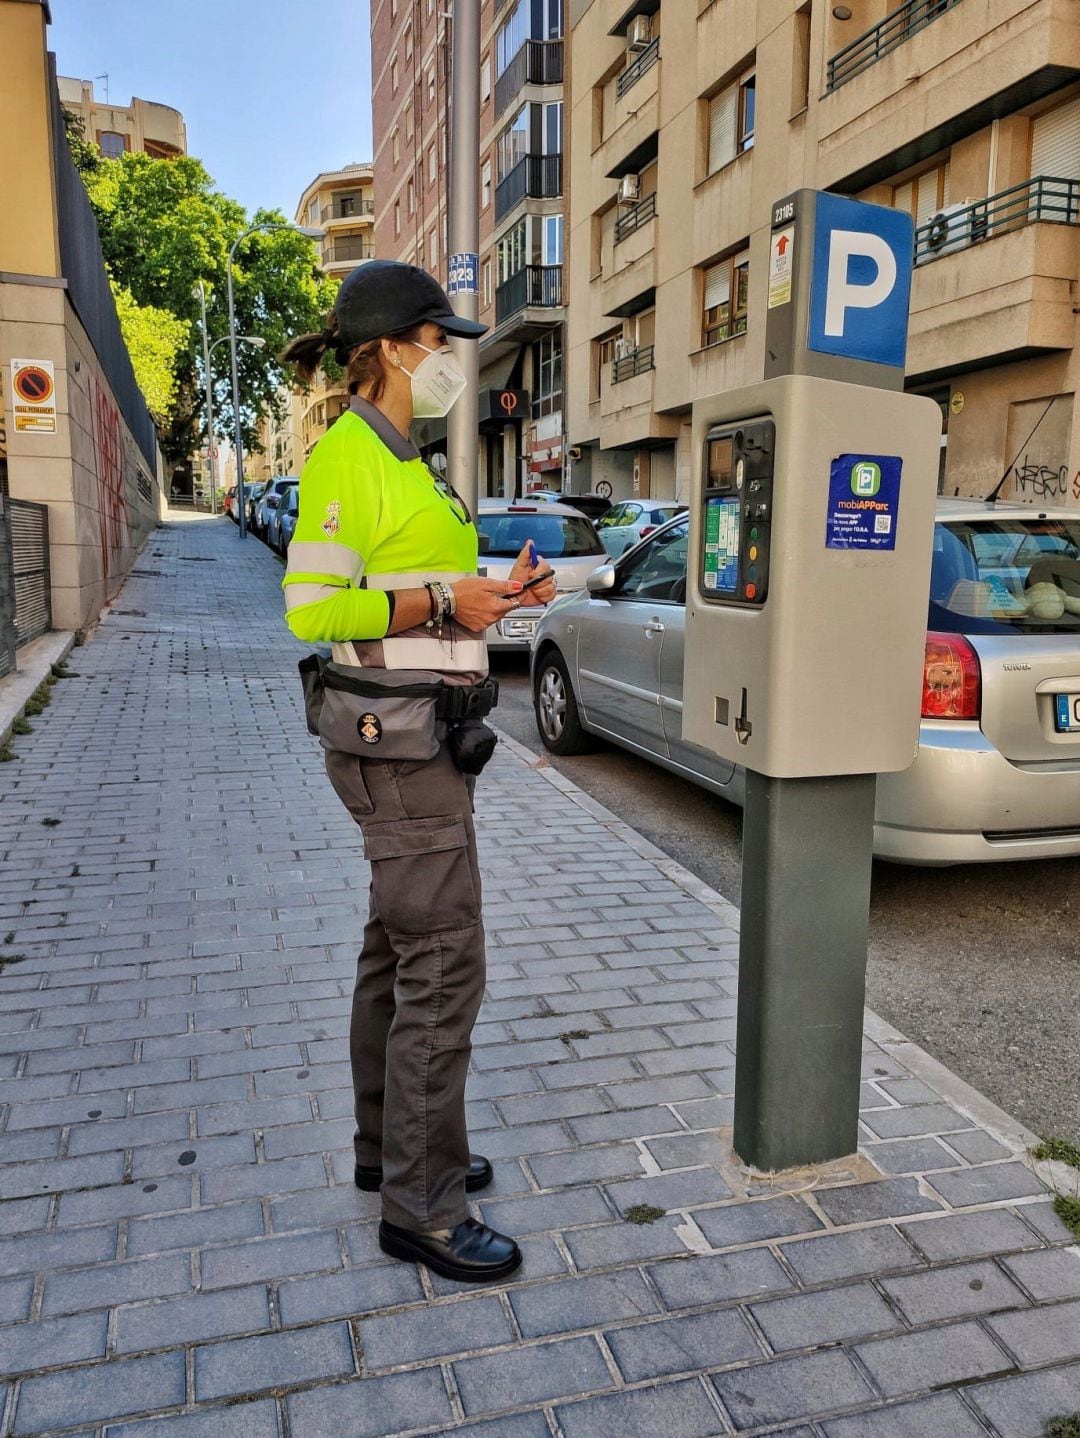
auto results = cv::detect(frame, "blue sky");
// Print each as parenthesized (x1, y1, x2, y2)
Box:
(49, 0, 374, 218)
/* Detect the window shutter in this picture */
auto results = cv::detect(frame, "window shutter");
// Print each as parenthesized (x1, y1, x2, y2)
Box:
(708, 87, 738, 174)
(915, 170, 940, 224)
(1032, 97, 1080, 180)
(703, 261, 730, 311)
(941, 161, 950, 207)
(893, 180, 913, 215)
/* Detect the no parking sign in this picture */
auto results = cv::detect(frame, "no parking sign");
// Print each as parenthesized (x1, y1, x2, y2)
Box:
(12, 359, 57, 434)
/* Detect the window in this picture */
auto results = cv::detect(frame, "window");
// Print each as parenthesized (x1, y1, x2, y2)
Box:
(497, 219, 527, 283)
(702, 251, 750, 346)
(394, 200, 401, 236)
(543, 101, 563, 155)
(482, 160, 492, 209)
(405, 22, 413, 58)
(407, 178, 415, 214)
(595, 331, 621, 398)
(482, 258, 493, 308)
(99, 130, 126, 158)
(405, 101, 414, 141)
(893, 163, 951, 224)
(615, 520, 690, 602)
(391, 57, 399, 93)
(532, 330, 563, 418)
(496, 1, 527, 76)
(792, 3, 811, 115)
(497, 107, 529, 182)
(481, 58, 491, 103)
(708, 71, 755, 174)
(427, 65, 436, 102)
(337, 194, 356, 217)
(476, 511, 603, 558)
(392, 128, 400, 165)
(308, 198, 319, 223)
(429, 228, 439, 266)
(542, 214, 564, 266)
(428, 144, 437, 184)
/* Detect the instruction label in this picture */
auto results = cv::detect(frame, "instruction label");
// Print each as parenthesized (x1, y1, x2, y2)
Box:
(825, 454, 902, 551)
(768, 226, 795, 309)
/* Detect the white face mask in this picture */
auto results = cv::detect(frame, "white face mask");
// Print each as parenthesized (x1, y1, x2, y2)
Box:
(400, 341, 468, 419)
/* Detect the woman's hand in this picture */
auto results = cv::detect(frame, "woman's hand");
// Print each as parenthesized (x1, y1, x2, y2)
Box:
(451, 577, 524, 630)
(508, 541, 558, 608)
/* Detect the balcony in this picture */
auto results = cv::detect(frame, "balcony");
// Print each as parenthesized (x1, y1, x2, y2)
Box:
(614, 192, 656, 245)
(616, 37, 659, 98)
(907, 177, 1079, 376)
(321, 197, 374, 224)
(913, 175, 1079, 263)
(322, 238, 375, 267)
(494, 154, 563, 223)
(494, 40, 563, 118)
(495, 264, 564, 326)
(613, 344, 654, 383)
(826, 0, 963, 92)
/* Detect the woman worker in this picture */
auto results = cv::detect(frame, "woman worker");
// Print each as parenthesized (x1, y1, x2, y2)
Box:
(281, 261, 556, 1284)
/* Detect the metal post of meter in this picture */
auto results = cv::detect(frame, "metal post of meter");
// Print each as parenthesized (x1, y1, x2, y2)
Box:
(446, 0, 481, 521)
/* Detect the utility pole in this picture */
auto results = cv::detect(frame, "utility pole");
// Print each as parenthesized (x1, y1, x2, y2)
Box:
(446, 0, 481, 521)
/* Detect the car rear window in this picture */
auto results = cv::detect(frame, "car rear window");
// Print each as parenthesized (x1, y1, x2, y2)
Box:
(476, 512, 605, 558)
(930, 518, 1080, 634)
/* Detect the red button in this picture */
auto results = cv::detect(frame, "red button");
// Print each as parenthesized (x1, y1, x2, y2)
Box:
(745, 582, 757, 600)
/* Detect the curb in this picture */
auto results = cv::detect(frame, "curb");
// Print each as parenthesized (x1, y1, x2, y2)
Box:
(493, 722, 1041, 1163)
(0, 631, 76, 748)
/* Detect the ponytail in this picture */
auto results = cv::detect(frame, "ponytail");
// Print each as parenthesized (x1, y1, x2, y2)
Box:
(279, 310, 342, 383)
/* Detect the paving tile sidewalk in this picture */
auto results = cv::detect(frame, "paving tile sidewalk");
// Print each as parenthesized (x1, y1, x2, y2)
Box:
(1, 514, 1078, 1438)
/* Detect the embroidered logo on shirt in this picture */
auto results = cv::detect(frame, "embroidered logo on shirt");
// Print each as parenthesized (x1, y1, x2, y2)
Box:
(322, 501, 341, 538)
(358, 712, 382, 745)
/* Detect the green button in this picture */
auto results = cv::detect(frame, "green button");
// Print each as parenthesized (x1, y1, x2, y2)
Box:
(750, 527, 759, 541)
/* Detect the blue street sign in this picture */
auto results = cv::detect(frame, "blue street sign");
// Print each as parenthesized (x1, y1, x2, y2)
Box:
(808, 194, 913, 370)
(447, 252, 479, 296)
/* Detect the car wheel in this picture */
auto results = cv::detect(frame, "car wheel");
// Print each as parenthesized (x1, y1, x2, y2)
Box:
(534, 651, 592, 755)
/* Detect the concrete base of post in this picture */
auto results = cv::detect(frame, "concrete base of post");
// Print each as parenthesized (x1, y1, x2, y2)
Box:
(732, 770, 877, 1172)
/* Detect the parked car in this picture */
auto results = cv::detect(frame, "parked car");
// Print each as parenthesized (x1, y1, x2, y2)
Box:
(476, 500, 606, 651)
(224, 485, 239, 522)
(596, 500, 687, 558)
(255, 477, 298, 541)
(529, 490, 613, 522)
(531, 499, 1080, 866)
(274, 486, 300, 552)
(244, 482, 268, 532)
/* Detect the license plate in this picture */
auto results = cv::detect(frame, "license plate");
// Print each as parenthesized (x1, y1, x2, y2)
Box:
(1054, 695, 1080, 733)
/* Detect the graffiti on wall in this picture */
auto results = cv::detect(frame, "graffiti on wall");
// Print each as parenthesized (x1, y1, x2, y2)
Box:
(1004, 394, 1076, 506)
(91, 376, 130, 579)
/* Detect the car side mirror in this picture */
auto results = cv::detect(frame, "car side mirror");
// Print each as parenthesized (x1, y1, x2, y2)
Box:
(586, 564, 617, 594)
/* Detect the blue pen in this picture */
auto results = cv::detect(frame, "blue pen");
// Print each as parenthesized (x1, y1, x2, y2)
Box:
(528, 541, 538, 570)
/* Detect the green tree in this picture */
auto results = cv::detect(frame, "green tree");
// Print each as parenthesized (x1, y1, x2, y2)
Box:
(61, 107, 101, 178)
(80, 152, 337, 471)
(110, 284, 188, 423)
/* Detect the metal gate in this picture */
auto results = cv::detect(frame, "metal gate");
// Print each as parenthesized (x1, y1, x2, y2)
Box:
(0, 496, 15, 680)
(0, 499, 52, 657)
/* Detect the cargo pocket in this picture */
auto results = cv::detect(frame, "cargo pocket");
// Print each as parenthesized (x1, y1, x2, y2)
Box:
(324, 748, 375, 822)
(363, 814, 480, 935)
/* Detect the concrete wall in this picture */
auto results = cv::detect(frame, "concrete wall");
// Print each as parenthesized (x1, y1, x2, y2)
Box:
(0, 1, 59, 279)
(0, 278, 161, 631)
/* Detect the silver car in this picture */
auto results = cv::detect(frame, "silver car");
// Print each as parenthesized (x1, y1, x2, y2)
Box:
(256, 477, 299, 541)
(531, 499, 1080, 865)
(274, 486, 300, 552)
(477, 499, 606, 652)
(596, 500, 686, 558)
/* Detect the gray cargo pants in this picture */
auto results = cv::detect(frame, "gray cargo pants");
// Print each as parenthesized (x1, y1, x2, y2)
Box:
(325, 741, 485, 1231)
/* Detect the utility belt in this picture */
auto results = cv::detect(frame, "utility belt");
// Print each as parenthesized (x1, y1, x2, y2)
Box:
(299, 655, 499, 774)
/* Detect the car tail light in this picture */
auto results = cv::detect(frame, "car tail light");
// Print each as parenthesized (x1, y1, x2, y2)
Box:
(639, 526, 656, 539)
(922, 631, 981, 719)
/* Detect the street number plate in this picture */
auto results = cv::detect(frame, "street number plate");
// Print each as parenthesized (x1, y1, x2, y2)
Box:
(1054, 695, 1080, 733)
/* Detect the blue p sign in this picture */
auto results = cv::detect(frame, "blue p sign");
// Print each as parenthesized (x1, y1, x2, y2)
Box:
(808, 193, 913, 371)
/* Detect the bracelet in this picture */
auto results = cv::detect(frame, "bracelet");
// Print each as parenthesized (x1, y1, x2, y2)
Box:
(424, 582, 439, 622)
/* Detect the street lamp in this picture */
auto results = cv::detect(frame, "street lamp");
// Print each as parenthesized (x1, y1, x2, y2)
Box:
(227, 221, 323, 539)
(193, 276, 267, 515)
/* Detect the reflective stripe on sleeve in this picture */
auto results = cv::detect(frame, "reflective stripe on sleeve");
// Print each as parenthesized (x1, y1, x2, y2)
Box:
(284, 540, 362, 582)
(363, 570, 471, 590)
(284, 583, 338, 611)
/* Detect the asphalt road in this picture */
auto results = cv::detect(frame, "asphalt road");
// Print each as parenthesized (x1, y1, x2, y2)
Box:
(491, 654, 1080, 1146)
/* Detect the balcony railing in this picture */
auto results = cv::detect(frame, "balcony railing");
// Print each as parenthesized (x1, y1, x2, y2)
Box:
(616, 37, 659, 99)
(321, 198, 375, 222)
(913, 175, 1080, 265)
(495, 264, 564, 325)
(494, 154, 563, 222)
(495, 39, 564, 117)
(827, 0, 963, 91)
(614, 191, 657, 244)
(322, 238, 375, 265)
(612, 344, 655, 383)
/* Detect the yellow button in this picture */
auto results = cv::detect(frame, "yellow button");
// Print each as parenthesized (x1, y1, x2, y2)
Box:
(748, 545, 758, 562)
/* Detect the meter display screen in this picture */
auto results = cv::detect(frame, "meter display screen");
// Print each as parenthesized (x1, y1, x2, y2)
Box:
(703, 496, 741, 593)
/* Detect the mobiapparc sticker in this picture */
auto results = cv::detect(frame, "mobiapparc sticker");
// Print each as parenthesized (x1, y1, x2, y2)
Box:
(826, 454, 902, 551)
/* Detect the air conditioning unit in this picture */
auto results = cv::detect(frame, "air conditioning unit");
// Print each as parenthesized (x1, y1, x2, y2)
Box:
(627, 15, 652, 50)
(614, 336, 629, 359)
(918, 202, 974, 263)
(618, 173, 641, 204)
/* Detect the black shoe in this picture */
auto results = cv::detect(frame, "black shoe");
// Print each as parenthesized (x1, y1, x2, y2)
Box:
(354, 1153, 493, 1194)
(379, 1216, 522, 1283)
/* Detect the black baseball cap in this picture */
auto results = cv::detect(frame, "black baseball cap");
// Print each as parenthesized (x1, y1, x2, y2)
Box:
(333, 260, 487, 360)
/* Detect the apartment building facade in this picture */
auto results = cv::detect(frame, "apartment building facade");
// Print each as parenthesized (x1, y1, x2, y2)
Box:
(372, 0, 567, 496)
(567, 0, 1080, 506)
(294, 164, 376, 457)
(57, 76, 186, 159)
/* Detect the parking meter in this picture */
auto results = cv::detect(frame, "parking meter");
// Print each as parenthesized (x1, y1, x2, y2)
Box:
(683, 193, 942, 1173)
